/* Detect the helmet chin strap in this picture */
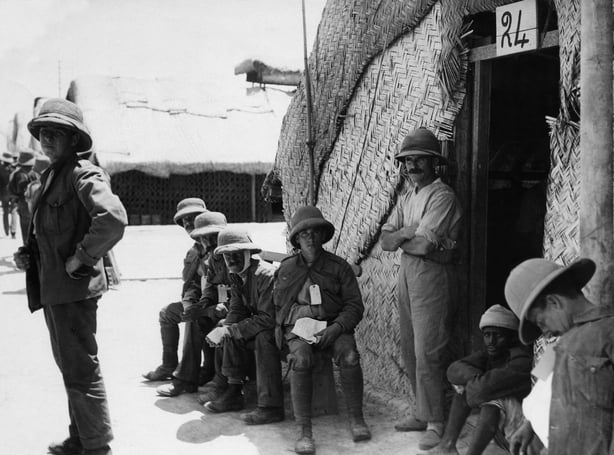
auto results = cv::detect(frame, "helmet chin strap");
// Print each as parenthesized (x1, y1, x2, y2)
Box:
(241, 250, 252, 273)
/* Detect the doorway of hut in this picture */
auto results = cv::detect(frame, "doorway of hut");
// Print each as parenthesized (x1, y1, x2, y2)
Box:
(458, 5, 561, 349)
(485, 48, 559, 309)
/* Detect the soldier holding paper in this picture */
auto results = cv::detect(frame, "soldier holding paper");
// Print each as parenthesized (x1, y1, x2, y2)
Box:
(274, 205, 371, 455)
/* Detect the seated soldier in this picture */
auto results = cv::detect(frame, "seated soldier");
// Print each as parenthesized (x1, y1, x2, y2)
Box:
(275, 205, 371, 455)
(142, 198, 207, 381)
(420, 304, 533, 455)
(157, 211, 230, 396)
(203, 227, 284, 425)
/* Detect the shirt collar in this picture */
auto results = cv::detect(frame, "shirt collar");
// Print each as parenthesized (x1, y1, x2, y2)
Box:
(572, 303, 614, 326)
(413, 177, 442, 194)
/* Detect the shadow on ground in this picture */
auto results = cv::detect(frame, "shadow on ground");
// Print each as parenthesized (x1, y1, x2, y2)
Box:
(178, 416, 244, 443)
(155, 396, 204, 415)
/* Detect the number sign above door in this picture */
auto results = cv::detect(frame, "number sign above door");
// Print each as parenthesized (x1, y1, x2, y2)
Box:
(496, 0, 538, 57)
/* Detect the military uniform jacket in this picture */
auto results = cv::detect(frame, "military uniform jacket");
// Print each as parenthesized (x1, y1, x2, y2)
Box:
(225, 257, 276, 341)
(26, 156, 127, 311)
(273, 250, 364, 349)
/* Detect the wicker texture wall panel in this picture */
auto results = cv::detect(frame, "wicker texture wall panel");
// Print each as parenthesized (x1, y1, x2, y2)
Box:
(276, 0, 438, 212)
(317, 4, 467, 398)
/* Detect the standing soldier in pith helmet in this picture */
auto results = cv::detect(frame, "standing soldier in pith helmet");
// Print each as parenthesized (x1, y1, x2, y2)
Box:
(13, 98, 127, 455)
(142, 197, 208, 382)
(381, 127, 462, 450)
(275, 205, 371, 455)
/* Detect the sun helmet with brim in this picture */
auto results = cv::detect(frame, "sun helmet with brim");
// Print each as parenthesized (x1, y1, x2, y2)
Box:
(214, 227, 262, 255)
(288, 205, 335, 248)
(395, 127, 447, 165)
(27, 98, 93, 153)
(190, 211, 228, 239)
(173, 198, 207, 225)
(504, 257, 596, 344)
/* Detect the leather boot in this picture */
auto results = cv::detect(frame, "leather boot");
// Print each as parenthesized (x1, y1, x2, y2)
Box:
(199, 344, 216, 385)
(291, 369, 315, 454)
(204, 383, 244, 413)
(295, 420, 315, 455)
(339, 365, 371, 442)
(143, 325, 179, 381)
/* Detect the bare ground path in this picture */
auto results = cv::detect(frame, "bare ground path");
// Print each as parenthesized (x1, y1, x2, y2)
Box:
(0, 224, 422, 455)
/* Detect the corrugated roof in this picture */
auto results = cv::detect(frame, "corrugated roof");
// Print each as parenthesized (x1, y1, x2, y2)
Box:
(68, 75, 294, 177)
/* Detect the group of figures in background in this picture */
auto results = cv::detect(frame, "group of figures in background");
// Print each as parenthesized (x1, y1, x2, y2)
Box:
(6, 96, 613, 455)
(0, 147, 50, 242)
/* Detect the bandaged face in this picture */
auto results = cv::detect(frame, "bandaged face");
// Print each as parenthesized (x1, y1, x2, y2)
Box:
(223, 250, 251, 274)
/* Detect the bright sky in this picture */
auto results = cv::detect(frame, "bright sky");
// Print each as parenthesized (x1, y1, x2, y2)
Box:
(0, 0, 326, 137)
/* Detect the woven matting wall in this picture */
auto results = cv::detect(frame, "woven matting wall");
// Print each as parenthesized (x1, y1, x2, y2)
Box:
(275, 0, 511, 404)
(111, 171, 269, 224)
(275, 0, 587, 404)
(534, 0, 582, 361)
(543, 0, 581, 265)
(321, 6, 467, 397)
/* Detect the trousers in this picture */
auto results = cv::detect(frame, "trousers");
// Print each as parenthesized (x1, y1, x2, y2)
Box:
(222, 329, 283, 408)
(397, 254, 456, 422)
(43, 298, 113, 449)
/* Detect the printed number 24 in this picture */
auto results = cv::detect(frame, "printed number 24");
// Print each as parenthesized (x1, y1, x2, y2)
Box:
(500, 10, 530, 48)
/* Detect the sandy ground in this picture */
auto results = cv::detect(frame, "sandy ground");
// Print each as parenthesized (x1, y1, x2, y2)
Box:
(0, 223, 424, 455)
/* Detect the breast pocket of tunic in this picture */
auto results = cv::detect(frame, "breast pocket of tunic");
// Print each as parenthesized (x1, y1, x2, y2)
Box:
(568, 354, 614, 409)
(41, 194, 76, 234)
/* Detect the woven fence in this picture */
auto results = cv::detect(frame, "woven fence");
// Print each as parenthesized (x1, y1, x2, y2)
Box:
(111, 170, 270, 224)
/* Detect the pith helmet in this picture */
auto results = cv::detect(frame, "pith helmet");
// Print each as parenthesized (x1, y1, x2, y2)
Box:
(17, 149, 36, 166)
(504, 257, 596, 344)
(215, 227, 262, 255)
(27, 98, 93, 153)
(288, 205, 335, 248)
(173, 198, 207, 225)
(395, 127, 447, 164)
(1, 151, 13, 164)
(190, 212, 228, 239)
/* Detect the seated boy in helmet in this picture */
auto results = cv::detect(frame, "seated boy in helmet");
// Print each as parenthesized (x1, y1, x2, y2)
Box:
(274, 205, 371, 455)
(420, 305, 534, 455)
(202, 227, 284, 426)
(142, 198, 207, 382)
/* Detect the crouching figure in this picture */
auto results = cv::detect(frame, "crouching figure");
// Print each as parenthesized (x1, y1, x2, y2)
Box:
(275, 206, 371, 455)
(420, 304, 533, 455)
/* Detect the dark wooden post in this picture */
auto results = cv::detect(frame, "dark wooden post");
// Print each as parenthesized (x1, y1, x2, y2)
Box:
(469, 60, 492, 348)
(580, 0, 613, 303)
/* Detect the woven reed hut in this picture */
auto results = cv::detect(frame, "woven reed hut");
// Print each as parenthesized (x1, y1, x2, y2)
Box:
(67, 75, 294, 224)
(271, 0, 581, 409)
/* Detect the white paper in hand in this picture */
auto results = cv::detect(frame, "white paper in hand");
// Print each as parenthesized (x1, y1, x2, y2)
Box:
(291, 317, 327, 344)
(206, 326, 228, 346)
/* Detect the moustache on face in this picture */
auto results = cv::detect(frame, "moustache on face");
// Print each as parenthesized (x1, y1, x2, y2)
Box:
(408, 169, 424, 174)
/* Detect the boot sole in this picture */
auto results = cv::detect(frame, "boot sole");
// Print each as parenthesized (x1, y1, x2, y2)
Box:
(204, 402, 244, 413)
(243, 415, 284, 425)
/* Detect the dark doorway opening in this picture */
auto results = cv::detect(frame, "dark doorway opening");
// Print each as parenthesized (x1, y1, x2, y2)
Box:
(486, 47, 559, 307)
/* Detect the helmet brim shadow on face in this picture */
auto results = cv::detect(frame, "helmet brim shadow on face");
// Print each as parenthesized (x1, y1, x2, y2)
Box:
(28, 118, 92, 154)
(394, 149, 448, 165)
